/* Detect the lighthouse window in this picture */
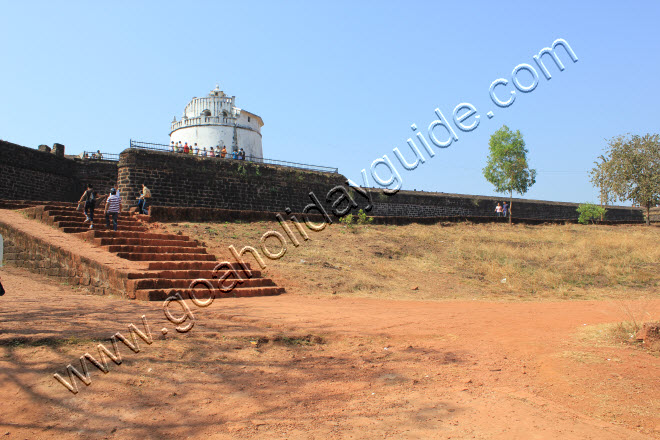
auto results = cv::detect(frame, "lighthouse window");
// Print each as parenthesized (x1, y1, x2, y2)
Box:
(248, 117, 251, 122)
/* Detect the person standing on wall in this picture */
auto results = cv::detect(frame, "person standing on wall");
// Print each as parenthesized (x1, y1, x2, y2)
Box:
(136, 184, 151, 215)
(78, 184, 97, 229)
(105, 188, 122, 231)
(220, 146, 227, 158)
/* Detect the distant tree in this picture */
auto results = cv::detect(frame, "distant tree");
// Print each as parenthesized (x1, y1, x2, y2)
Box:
(483, 125, 537, 224)
(589, 154, 613, 221)
(576, 203, 607, 225)
(591, 134, 660, 225)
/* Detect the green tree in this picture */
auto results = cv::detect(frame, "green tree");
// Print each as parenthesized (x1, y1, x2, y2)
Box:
(483, 125, 537, 224)
(591, 134, 660, 225)
(589, 154, 613, 221)
(576, 203, 607, 225)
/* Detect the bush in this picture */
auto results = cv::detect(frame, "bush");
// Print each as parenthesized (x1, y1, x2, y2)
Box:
(356, 209, 374, 225)
(577, 203, 607, 224)
(338, 209, 373, 226)
(339, 213, 354, 225)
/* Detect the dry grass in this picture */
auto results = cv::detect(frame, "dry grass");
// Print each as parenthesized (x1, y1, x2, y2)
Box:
(164, 221, 660, 301)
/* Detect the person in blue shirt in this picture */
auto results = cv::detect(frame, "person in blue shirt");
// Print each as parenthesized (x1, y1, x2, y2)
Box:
(231, 150, 238, 160)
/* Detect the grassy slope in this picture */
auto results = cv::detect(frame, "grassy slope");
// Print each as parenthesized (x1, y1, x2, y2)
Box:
(161, 221, 660, 302)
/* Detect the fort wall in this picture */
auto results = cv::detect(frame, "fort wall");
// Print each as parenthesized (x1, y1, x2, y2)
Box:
(0, 140, 117, 201)
(118, 149, 644, 222)
(0, 141, 646, 222)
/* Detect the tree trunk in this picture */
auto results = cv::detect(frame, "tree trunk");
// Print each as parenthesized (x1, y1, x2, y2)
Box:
(647, 202, 651, 226)
(509, 191, 513, 225)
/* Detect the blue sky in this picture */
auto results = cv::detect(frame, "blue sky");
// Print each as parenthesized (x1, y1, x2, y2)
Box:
(1, 1, 658, 203)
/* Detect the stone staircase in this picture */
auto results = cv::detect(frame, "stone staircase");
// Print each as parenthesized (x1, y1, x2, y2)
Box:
(31, 202, 285, 301)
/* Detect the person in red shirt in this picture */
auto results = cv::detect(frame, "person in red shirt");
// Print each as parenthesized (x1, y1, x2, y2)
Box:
(183, 143, 189, 154)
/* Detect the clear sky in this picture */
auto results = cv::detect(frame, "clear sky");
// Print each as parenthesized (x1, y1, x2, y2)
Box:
(1, 1, 658, 204)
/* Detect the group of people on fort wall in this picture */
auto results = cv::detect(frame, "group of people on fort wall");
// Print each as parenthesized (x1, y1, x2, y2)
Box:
(170, 141, 247, 161)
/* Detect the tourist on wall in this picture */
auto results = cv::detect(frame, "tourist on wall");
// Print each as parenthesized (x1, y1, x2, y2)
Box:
(220, 146, 227, 158)
(183, 143, 189, 154)
(78, 184, 97, 229)
(136, 184, 151, 215)
(502, 202, 509, 218)
(170, 141, 175, 152)
(209, 147, 215, 157)
(202, 147, 207, 157)
(231, 149, 238, 160)
(105, 188, 122, 231)
(495, 203, 503, 217)
(194, 144, 199, 156)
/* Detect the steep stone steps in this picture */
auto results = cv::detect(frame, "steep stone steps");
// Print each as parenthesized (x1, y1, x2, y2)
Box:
(22, 201, 284, 301)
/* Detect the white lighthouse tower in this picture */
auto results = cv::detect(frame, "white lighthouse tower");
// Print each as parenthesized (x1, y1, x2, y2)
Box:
(170, 85, 264, 158)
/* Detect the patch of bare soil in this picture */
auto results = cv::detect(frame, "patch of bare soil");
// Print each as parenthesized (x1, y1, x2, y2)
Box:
(1, 266, 659, 439)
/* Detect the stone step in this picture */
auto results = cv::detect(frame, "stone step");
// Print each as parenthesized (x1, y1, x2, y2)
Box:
(46, 209, 134, 218)
(127, 268, 260, 280)
(94, 237, 199, 247)
(106, 245, 207, 254)
(134, 286, 285, 301)
(89, 231, 191, 241)
(146, 261, 249, 271)
(128, 277, 274, 291)
(51, 214, 144, 227)
(117, 252, 216, 261)
(55, 221, 146, 231)
(62, 226, 106, 233)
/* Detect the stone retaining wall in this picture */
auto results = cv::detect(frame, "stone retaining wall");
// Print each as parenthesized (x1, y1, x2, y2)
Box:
(0, 220, 129, 296)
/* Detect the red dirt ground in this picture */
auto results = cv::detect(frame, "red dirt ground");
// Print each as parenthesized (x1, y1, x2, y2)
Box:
(1, 265, 658, 439)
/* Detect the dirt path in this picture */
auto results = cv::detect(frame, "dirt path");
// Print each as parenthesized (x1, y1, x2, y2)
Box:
(1, 266, 658, 439)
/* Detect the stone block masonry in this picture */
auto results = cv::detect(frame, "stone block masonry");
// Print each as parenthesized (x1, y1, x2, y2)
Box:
(118, 149, 347, 214)
(117, 149, 643, 222)
(0, 140, 118, 202)
(0, 140, 645, 222)
(0, 218, 130, 296)
(369, 190, 644, 221)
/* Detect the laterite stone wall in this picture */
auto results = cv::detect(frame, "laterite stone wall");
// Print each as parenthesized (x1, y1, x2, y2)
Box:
(0, 219, 129, 296)
(117, 149, 347, 214)
(0, 140, 118, 201)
